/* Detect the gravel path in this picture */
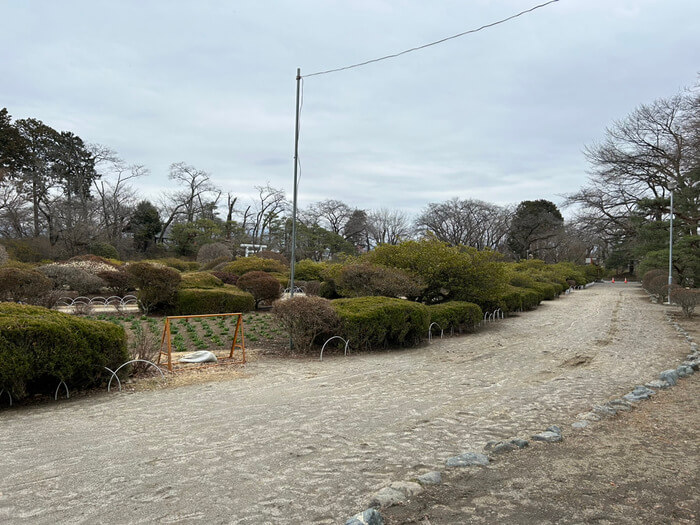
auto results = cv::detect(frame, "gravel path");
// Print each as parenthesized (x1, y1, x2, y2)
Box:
(0, 283, 689, 524)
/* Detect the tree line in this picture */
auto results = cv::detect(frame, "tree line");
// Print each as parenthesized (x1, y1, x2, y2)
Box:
(1, 79, 698, 282)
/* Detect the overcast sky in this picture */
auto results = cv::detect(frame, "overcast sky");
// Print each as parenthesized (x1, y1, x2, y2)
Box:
(2, 0, 698, 219)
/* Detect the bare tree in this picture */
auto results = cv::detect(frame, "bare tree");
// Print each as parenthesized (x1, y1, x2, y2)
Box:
(367, 208, 412, 246)
(306, 199, 353, 235)
(416, 197, 511, 250)
(249, 184, 287, 249)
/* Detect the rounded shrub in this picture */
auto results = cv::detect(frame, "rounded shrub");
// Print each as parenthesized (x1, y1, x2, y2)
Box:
(180, 271, 224, 289)
(336, 262, 425, 299)
(671, 287, 698, 317)
(126, 262, 181, 312)
(293, 259, 326, 281)
(428, 301, 482, 334)
(38, 264, 107, 295)
(273, 296, 340, 352)
(257, 250, 289, 266)
(332, 296, 430, 350)
(237, 271, 282, 308)
(175, 285, 254, 315)
(222, 257, 287, 276)
(0, 267, 53, 304)
(642, 269, 666, 291)
(97, 268, 134, 296)
(88, 242, 120, 259)
(209, 270, 239, 285)
(529, 282, 558, 301)
(196, 242, 233, 265)
(0, 303, 129, 399)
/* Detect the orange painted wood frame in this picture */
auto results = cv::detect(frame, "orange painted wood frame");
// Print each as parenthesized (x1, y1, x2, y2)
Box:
(157, 312, 246, 372)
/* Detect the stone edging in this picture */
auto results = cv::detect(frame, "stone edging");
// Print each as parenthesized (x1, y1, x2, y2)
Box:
(344, 309, 698, 525)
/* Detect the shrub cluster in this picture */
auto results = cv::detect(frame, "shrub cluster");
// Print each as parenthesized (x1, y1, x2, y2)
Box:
(332, 296, 430, 350)
(175, 286, 254, 315)
(222, 256, 287, 276)
(335, 262, 425, 299)
(196, 242, 232, 265)
(0, 303, 129, 399)
(180, 271, 224, 289)
(236, 271, 282, 308)
(671, 287, 698, 317)
(38, 264, 107, 295)
(428, 301, 482, 334)
(126, 262, 181, 312)
(0, 267, 54, 304)
(272, 296, 340, 352)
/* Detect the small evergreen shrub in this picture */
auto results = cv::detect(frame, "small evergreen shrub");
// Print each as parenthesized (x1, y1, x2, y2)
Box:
(428, 301, 482, 334)
(174, 286, 254, 315)
(336, 262, 425, 299)
(126, 262, 181, 312)
(209, 271, 239, 285)
(0, 303, 129, 399)
(236, 271, 282, 308)
(0, 267, 53, 304)
(97, 268, 134, 296)
(88, 242, 120, 259)
(273, 296, 340, 352)
(294, 259, 326, 281)
(332, 296, 430, 350)
(180, 272, 224, 289)
(529, 282, 558, 301)
(222, 257, 287, 276)
(196, 243, 233, 265)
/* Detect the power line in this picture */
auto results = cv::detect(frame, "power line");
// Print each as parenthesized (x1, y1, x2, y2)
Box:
(303, 0, 561, 78)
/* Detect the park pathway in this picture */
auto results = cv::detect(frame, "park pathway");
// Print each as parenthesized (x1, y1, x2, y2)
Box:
(0, 283, 689, 524)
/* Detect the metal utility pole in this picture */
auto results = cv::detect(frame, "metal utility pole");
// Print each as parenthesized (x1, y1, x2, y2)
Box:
(667, 180, 676, 304)
(290, 67, 301, 298)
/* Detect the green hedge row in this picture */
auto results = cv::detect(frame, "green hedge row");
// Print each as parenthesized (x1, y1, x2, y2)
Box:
(428, 301, 482, 334)
(332, 297, 430, 350)
(0, 303, 129, 399)
(174, 286, 254, 315)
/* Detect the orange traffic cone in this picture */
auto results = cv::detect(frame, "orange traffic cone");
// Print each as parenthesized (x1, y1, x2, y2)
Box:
(624, 278, 628, 284)
(612, 278, 615, 283)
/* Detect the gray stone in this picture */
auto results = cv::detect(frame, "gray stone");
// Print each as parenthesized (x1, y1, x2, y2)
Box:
(416, 471, 442, 485)
(368, 487, 405, 508)
(689, 342, 698, 351)
(572, 420, 590, 429)
(546, 425, 562, 435)
(676, 365, 694, 378)
(577, 411, 601, 421)
(623, 385, 655, 402)
(446, 452, 490, 467)
(659, 369, 679, 386)
(593, 404, 618, 417)
(531, 431, 563, 443)
(684, 358, 700, 371)
(646, 379, 671, 390)
(606, 398, 633, 411)
(484, 441, 518, 455)
(346, 508, 384, 525)
(509, 438, 529, 449)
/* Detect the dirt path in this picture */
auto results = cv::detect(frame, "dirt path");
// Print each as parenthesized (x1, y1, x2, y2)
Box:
(380, 372, 699, 524)
(0, 284, 692, 524)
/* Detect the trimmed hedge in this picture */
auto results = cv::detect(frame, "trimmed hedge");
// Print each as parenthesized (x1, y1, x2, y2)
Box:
(222, 257, 287, 276)
(529, 281, 558, 301)
(332, 297, 430, 350)
(127, 262, 181, 312)
(0, 303, 128, 399)
(174, 285, 254, 315)
(513, 286, 542, 310)
(428, 301, 482, 333)
(180, 271, 224, 289)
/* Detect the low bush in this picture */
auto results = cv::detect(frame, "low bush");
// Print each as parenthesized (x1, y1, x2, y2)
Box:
(336, 262, 425, 299)
(201, 255, 232, 271)
(97, 268, 134, 296)
(180, 272, 224, 289)
(642, 269, 666, 291)
(209, 270, 239, 285)
(222, 256, 287, 276)
(332, 296, 430, 350)
(0, 303, 129, 399)
(273, 296, 340, 352)
(0, 267, 54, 304)
(257, 250, 289, 266)
(174, 286, 254, 315)
(529, 281, 558, 301)
(647, 274, 673, 301)
(428, 301, 482, 334)
(236, 271, 282, 308)
(126, 262, 181, 312)
(671, 287, 698, 317)
(88, 242, 120, 260)
(293, 259, 326, 281)
(38, 264, 107, 295)
(196, 243, 233, 265)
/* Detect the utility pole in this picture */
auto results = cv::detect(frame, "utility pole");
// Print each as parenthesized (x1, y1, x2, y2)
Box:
(290, 67, 301, 297)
